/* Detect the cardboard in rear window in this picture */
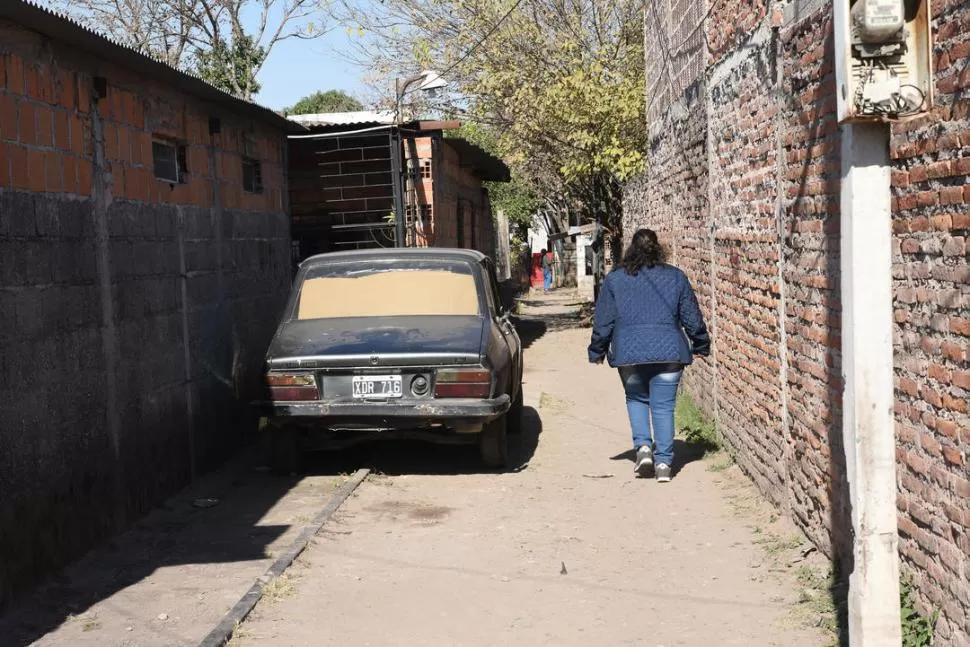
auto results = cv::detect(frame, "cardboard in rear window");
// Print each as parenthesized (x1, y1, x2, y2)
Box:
(297, 269, 480, 319)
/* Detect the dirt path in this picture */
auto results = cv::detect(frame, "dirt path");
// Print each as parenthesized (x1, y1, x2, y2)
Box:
(233, 292, 831, 647)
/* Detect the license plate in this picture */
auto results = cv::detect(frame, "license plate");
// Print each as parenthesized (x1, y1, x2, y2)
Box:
(352, 375, 403, 399)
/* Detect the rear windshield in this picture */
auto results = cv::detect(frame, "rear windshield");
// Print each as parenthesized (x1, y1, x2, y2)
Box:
(296, 261, 481, 319)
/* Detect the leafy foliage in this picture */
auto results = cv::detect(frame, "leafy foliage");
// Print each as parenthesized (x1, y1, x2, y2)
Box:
(287, 90, 364, 114)
(675, 393, 721, 452)
(900, 576, 937, 647)
(336, 0, 646, 242)
(446, 124, 540, 243)
(194, 35, 266, 98)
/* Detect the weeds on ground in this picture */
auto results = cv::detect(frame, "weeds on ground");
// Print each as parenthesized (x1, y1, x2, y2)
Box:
(226, 621, 250, 646)
(67, 612, 102, 632)
(368, 471, 394, 487)
(707, 453, 735, 472)
(539, 392, 570, 410)
(81, 616, 102, 632)
(262, 573, 295, 603)
(675, 393, 720, 450)
(901, 575, 937, 647)
(793, 564, 841, 637)
(754, 533, 803, 556)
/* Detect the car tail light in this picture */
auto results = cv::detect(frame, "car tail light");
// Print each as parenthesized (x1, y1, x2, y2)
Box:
(266, 373, 318, 401)
(435, 368, 491, 398)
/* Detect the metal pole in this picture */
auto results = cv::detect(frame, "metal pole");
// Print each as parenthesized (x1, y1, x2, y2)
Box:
(840, 121, 902, 646)
(389, 126, 406, 248)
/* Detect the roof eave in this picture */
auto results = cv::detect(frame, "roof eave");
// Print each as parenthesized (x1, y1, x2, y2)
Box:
(2, 1, 307, 134)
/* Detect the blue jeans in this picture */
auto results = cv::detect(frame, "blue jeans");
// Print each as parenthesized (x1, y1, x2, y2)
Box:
(543, 268, 552, 290)
(618, 364, 682, 466)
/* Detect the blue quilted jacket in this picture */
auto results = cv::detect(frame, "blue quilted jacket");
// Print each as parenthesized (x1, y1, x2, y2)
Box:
(588, 264, 711, 367)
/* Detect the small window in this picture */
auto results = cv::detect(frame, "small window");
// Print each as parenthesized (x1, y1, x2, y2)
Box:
(242, 158, 263, 193)
(152, 140, 187, 183)
(407, 158, 432, 182)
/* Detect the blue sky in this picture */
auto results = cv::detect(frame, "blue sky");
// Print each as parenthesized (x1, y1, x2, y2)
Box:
(244, 0, 382, 112)
(253, 28, 374, 111)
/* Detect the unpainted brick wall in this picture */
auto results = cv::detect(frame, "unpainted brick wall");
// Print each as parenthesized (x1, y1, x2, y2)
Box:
(628, 0, 970, 641)
(436, 141, 496, 258)
(889, 0, 970, 636)
(0, 20, 290, 607)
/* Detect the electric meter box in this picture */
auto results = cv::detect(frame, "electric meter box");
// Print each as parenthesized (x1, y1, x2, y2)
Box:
(851, 0, 905, 42)
(834, 0, 934, 122)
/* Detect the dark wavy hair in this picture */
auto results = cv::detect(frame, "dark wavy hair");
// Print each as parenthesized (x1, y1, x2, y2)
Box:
(619, 228, 667, 275)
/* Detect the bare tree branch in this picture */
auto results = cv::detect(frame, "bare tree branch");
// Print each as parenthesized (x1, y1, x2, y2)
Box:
(43, 0, 330, 99)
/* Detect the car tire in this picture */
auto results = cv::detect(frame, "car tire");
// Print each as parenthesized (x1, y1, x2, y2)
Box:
(270, 427, 301, 475)
(479, 414, 509, 469)
(507, 386, 524, 435)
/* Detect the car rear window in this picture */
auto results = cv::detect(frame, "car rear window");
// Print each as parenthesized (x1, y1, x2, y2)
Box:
(296, 262, 481, 319)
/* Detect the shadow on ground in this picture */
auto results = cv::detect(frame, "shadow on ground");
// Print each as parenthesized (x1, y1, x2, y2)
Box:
(0, 404, 545, 646)
(609, 438, 709, 476)
(512, 312, 587, 350)
(299, 405, 543, 478)
(0, 444, 299, 646)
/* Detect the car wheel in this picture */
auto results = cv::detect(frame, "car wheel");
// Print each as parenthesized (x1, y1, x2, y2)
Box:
(479, 414, 509, 469)
(270, 427, 301, 475)
(507, 386, 524, 435)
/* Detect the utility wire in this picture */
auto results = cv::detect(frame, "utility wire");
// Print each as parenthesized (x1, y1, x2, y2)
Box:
(436, 0, 526, 79)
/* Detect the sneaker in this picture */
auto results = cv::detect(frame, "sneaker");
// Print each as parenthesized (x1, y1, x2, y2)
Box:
(634, 445, 654, 477)
(655, 463, 672, 483)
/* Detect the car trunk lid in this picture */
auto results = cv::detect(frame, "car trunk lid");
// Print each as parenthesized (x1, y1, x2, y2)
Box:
(266, 315, 486, 369)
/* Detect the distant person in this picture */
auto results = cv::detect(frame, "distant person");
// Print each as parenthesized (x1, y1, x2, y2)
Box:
(541, 248, 553, 292)
(587, 228, 710, 482)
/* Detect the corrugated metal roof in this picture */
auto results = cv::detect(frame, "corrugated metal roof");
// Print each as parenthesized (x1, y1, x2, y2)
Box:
(1, 0, 306, 133)
(287, 111, 396, 127)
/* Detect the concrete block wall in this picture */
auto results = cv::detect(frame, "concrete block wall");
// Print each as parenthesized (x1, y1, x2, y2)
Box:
(288, 132, 395, 253)
(628, 0, 970, 641)
(0, 19, 290, 607)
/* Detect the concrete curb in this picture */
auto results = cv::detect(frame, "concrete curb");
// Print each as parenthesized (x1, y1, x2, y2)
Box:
(198, 468, 370, 647)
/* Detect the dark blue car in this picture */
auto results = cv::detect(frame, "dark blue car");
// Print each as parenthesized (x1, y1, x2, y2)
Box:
(258, 248, 524, 472)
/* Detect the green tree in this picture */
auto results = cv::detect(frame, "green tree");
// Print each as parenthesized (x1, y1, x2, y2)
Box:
(337, 0, 646, 251)
(446, 123, 540, 243)
(287, 90, 364, 114)
(194, 35, 266, 98)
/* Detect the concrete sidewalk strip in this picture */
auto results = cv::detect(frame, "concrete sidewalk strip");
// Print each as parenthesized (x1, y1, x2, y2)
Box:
(199, 467, 369, 647)
(0, 456, 367, 647)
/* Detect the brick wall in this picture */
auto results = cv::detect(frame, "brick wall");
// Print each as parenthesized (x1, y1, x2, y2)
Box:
(638, 0, 714, 411)
(0, 18, 290, 607)
(437, 141, 496, 257)
(890, 0, 970, 636)
(627, 0, 970, 641)
(777, 4, 847, 563)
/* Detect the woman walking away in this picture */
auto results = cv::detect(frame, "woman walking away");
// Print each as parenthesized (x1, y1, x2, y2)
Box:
(587, 229, 710, 482)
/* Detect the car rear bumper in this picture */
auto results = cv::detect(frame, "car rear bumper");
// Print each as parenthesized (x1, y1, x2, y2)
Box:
(255, 394, 511, 426)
